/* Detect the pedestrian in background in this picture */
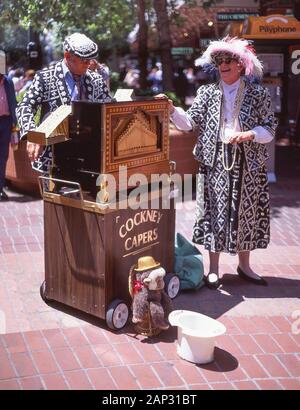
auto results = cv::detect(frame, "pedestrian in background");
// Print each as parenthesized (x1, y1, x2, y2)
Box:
(11, 68, 24, 93)
(147, 65, 162, 94)
(184, 67, 196, 105)
(123, 68, 140, 88)
(17, 69, 36, 96)
(0, 50, 18, 201)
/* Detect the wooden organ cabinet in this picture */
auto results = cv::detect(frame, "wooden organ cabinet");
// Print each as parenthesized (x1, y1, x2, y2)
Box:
(27, 99, 179, 330)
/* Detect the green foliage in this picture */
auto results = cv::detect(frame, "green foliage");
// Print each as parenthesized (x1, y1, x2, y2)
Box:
(0, 24, 28, 66)
(164, 91, 183, 108)
(1, 0, 135, 48)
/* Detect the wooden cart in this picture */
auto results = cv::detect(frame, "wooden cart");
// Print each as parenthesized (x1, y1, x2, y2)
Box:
(30, 99, 180, 330)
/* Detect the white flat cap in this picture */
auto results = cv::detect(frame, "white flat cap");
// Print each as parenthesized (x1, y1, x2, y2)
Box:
(63, 33, 98, 59)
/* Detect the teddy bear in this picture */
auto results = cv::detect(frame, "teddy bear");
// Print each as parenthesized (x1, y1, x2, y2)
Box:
(131, 256, 173, 331)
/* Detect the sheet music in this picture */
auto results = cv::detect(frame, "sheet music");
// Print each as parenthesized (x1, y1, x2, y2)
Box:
(114, 88, 134, 102)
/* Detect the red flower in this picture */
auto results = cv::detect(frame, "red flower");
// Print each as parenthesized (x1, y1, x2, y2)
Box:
(133, 280, 143, 294)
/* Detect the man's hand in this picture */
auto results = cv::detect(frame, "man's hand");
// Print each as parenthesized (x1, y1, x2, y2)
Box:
(229, 131, 255, 144)
(26, 142, 43, 162)
(154, 93, 175, 114)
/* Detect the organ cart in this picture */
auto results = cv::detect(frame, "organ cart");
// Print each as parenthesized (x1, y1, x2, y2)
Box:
(28, 99, 179, 330)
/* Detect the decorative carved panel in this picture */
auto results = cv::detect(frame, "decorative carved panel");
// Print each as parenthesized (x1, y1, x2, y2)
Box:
(114, 110, 159, 158)
(102, 100, 169, 175)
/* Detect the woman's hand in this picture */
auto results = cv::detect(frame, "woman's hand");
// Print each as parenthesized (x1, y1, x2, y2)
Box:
(229, 131, 255, 144)
(26, 141, 43, 162)
(154, 93, 175, 114)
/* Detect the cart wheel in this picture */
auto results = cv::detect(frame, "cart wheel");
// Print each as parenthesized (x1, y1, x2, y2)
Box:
(106, 299, 129, 330)
(164, 273, 180, 299)
(40, 281, 52, 302)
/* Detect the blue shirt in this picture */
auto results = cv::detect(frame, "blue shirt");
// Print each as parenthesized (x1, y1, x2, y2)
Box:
(62, 60, 85, 100)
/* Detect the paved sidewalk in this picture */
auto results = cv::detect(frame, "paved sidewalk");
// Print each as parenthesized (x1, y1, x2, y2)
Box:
(0, 179, 299, 390)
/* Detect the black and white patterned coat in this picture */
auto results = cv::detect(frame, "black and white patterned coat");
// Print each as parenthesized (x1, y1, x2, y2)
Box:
(188, 80, 278, 171)
(16, 60, 111, 139)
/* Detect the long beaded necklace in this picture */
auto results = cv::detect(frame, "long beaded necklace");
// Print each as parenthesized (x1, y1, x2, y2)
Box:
(219, 80, 245, 171)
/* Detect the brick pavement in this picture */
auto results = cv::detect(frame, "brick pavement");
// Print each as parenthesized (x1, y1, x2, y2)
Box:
(0, 179, 299, 390)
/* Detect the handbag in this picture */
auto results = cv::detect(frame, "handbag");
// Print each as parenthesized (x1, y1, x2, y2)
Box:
(174, 232, 204, 290)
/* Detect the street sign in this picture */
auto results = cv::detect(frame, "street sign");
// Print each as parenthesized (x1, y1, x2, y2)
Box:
(171, 47, 194, 56)
(217, 12, 259, 22)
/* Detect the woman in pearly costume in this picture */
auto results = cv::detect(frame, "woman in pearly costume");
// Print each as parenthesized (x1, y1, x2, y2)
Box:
(164, 36, 278, 288)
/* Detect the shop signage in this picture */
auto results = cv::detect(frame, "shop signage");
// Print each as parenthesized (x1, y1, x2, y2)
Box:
(171, 47, 194, 56)
(242, 15, 300, 39)
(217, 12, 258, 22)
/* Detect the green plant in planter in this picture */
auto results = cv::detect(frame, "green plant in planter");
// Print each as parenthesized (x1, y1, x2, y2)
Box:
(164, 91, 183, 109)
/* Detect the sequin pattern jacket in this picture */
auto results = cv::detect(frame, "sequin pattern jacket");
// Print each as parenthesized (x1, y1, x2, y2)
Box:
(16, 60, 111, 139)
(189, 80, 278, 171)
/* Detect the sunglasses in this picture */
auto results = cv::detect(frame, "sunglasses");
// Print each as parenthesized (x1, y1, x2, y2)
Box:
(214, 56, 237, 66)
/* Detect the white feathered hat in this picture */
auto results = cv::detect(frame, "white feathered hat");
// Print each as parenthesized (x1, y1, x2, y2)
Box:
(195, 36, 263, 79)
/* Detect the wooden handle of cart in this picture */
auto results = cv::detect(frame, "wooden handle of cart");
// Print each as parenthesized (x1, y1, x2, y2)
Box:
(38, 175, 83, 201)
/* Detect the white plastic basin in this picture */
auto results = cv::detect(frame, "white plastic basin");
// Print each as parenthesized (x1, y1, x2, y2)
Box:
(169, 310, 226, 364)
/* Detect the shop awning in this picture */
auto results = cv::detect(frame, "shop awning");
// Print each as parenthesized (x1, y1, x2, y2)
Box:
(242, 15, 300, 40)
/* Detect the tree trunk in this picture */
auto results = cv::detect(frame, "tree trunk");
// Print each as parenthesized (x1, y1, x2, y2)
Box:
(294, 0, 300, 20)
(137, 0, 148, 89)
(153, 0, 175, 91)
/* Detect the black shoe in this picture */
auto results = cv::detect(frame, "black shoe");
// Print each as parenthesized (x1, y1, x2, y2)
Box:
(237, 266, 268, 286)
(205, 272, 220, 290)
(0, 190, 9, 201)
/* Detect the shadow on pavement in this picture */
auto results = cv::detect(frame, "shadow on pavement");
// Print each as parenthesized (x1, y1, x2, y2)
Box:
(197, 347, 239, 372)
(38, 274, 299, 348)
(173, 275, 300, 320)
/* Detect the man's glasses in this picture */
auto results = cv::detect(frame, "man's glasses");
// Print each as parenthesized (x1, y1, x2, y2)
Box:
(213, 56, 237, 66)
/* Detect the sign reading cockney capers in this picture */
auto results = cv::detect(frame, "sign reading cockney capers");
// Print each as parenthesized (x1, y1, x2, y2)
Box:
(116, 210, 163, 254)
